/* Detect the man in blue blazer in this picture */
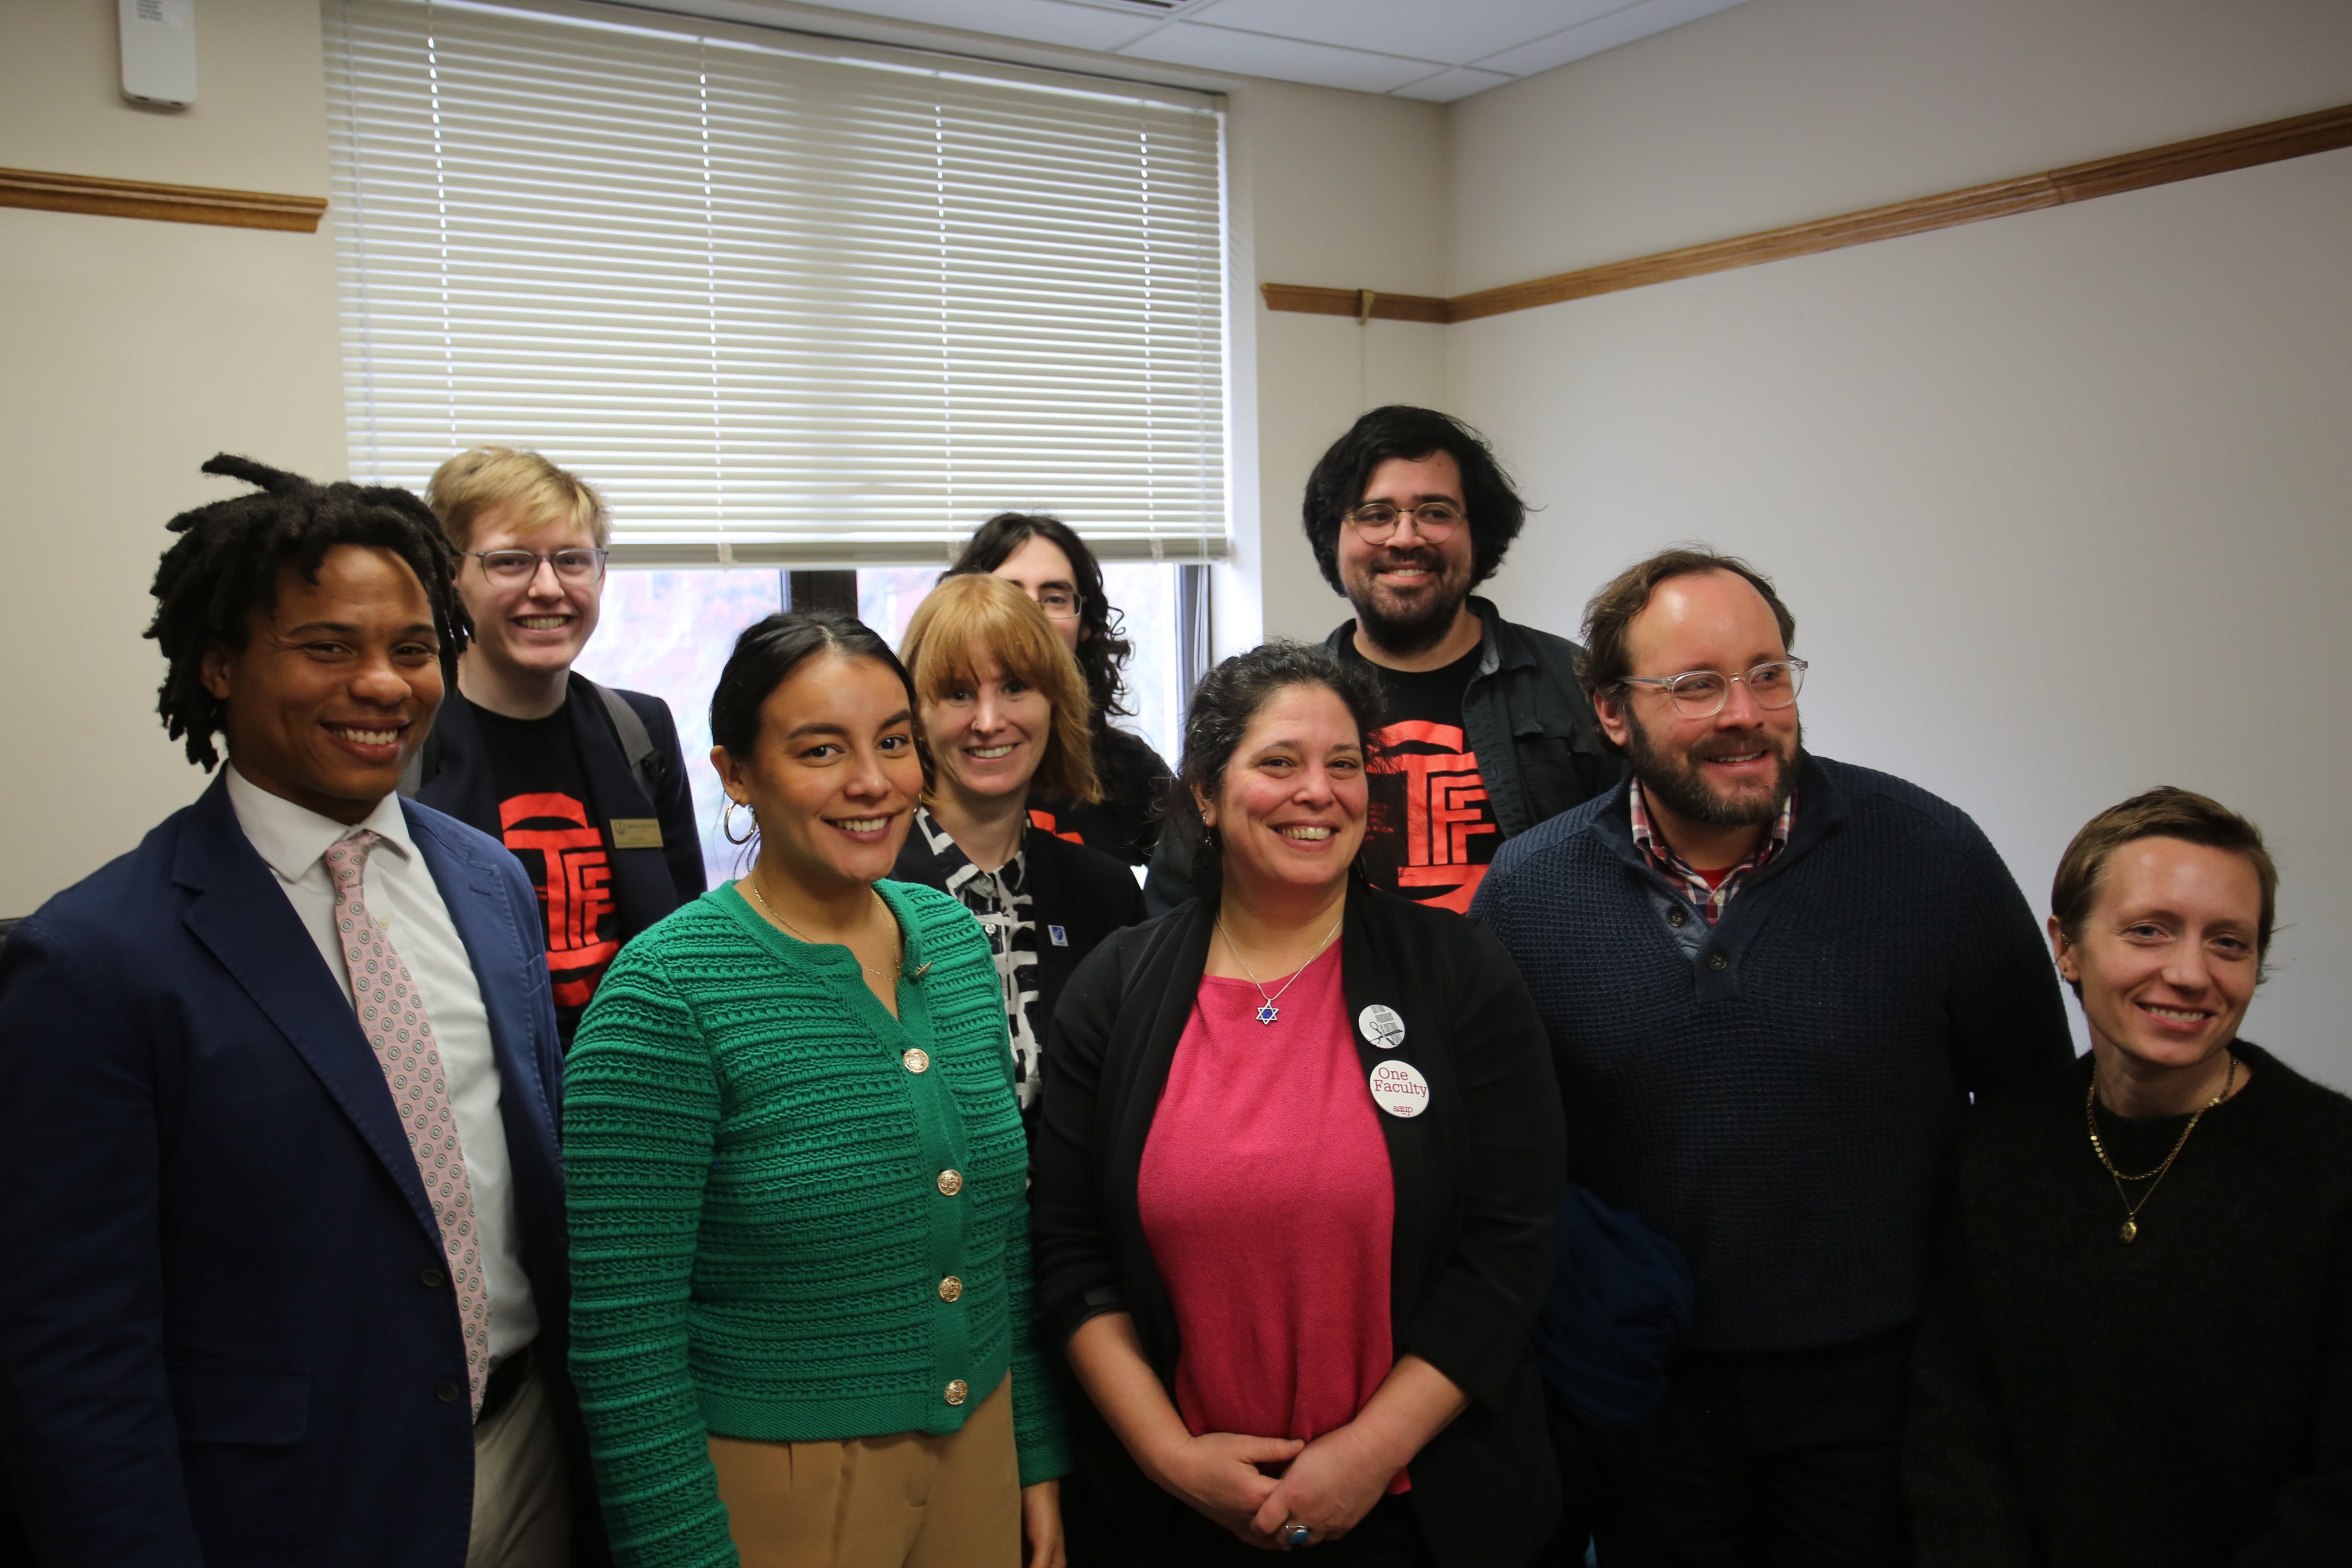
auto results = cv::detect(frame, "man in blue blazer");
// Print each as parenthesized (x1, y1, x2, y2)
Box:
(0, 458, 595, 1567)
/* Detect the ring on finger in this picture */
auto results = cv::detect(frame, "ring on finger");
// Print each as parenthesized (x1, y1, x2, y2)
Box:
(1284, 1520, 1312, 1548)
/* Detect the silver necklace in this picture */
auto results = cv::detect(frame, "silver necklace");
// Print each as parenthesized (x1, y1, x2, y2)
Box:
(1215, 911, 1344, 1027)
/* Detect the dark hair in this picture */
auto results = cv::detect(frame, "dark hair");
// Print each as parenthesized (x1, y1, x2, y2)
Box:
(146, 454, 468, 771)
(710, 610, 922, 769)
(1301, 406, 1527, 595)
(2051, 787, 2279, 990)
(945, 512, 1136, 722)
(1163, 641, 1386, 899)
(1576, 546, 1798, 746)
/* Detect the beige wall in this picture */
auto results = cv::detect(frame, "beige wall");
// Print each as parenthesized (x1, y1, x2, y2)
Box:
(1442, 0, 2352, 1085)
(1221, 78, 1447, 649)
(0, 0, 346, 913)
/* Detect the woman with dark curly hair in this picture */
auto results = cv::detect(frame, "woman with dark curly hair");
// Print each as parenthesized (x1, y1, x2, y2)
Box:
(1029, 641, 1565, 1568)
(946, 513, 1174, 868)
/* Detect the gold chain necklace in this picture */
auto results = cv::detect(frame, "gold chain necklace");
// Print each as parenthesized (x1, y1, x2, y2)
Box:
(1214, 911, 1344, 1027)
(2084, 1050, 2235, 1244)
(746, 875, 903, 982)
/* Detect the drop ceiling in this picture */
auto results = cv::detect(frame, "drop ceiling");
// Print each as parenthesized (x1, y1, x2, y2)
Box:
(755, 0, 1757, 102)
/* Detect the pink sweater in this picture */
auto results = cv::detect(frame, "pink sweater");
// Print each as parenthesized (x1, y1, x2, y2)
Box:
(1137, 944, 1406, 1491)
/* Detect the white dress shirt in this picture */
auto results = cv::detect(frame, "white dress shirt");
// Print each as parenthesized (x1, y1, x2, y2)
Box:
(227, 766, 540, 1362)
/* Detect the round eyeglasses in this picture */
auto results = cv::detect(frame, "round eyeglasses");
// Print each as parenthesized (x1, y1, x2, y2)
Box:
(1341, 502, 1464, 544)
(466, 547, 609, 586)
(1619, 659, 1808, 718)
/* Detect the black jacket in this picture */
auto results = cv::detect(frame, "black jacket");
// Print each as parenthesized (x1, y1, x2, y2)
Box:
(1032, 722, 1174, 868)
(1030, 880, 1566, 1568)
(413, 675, 705, 946)
(1324, 596, 1615, 841)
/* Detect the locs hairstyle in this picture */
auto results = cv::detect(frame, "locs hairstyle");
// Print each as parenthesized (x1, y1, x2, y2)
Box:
(1162, 640, 1386, 899)
(147, 455, 469, 771)
(945, 512, 1137, 721)
(1300, 405, 1528, 596)
(709, 609, 931, 790)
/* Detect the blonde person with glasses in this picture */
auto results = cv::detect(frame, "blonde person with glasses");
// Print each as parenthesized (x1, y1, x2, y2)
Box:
(564, 611, 1069, 1568)
(945, 513, 1174, 870)
(412, 447, 703, 1046)
(889, 575, 1145, 1132)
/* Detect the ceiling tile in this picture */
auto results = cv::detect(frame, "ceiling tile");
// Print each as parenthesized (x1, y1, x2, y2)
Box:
(1117, 20, 1438, 92)
(1389, 66, 1518, 103)
(1471, 0, 1754, 79)
(784, 0, 1169, 54)
(1187, 0, 1621, 68)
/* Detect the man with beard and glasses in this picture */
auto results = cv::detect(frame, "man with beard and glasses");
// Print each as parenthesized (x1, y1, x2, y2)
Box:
(1144, 406, 1612, 917)
(1469, 547, 2071, 1567)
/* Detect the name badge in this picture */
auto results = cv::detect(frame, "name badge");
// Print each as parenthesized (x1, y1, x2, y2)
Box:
(1368, 1060, 1430, 1119)
(1048, 924, 1069, 947)
(1357, 1004, 1406, 1050)
(610, 818, 664, 849)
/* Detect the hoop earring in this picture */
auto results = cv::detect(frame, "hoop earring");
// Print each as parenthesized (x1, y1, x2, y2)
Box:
(722, 799, 758, 845)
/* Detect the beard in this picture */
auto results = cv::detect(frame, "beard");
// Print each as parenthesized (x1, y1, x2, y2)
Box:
(1623, 705, 1802, 828)
(1343, 544, 1475, 659)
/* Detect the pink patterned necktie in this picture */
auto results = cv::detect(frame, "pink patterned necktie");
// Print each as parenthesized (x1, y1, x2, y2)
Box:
(324, 831, 490, 1416)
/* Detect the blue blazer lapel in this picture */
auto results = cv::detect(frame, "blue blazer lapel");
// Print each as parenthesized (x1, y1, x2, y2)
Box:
(172, 779, 444, 1246)
(404, 803, 562, 1170)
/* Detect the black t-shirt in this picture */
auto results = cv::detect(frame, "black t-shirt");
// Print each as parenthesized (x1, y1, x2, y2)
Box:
(1338, 638, 1504, 914)
(1028, 722, 1173, 867)
(465, 695, 622, 1040)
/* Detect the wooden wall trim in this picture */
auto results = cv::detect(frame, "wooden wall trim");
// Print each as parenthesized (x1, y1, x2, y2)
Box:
(1266, 101, 2352, 325)
(0, 167, 327, 233)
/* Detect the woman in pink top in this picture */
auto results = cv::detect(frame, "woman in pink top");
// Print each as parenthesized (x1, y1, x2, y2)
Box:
(1029, 642, 1565, 1568)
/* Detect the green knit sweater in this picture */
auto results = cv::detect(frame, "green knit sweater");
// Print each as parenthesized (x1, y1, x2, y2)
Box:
(565, 879, 1069, 1568)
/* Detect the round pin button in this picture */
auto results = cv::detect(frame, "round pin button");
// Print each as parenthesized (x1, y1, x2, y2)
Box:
(1357, 1004, 1407, 1051)
(944, 1379, 969, 1406)
(1368, 1059, 1432, 1118)
(938, 1275, 964, 1303)
(903, 1048, 930, 1074)
(937, 1169, 964, 1197)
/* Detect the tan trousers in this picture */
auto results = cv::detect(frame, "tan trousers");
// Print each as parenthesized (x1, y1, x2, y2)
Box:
(467, 1356, 572, 1568)
(709, 1374, 1021, 1568)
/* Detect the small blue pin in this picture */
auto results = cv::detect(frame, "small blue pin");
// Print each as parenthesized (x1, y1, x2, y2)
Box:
(1048, 924, 1069, 947)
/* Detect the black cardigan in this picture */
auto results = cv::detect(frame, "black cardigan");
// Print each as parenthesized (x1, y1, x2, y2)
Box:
(1905, 1043, 2352, 1566)
(1029, 879, 1566, 1568)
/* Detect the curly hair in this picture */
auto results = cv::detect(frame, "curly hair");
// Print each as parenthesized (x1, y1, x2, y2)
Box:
(945, 512, 1138, 721)
(1300, 406, 1527, 595)
(146, 455, 469, 770)
(1162, 640, 1387, 900)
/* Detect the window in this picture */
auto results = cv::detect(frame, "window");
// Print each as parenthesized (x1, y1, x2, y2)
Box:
(324, 0, 1230, 565)
(582, 566, 1189, 886)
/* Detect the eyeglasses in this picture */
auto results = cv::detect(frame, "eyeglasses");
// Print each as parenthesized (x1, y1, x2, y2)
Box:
(467, 547, 609, 586)
(1030, 588, 1083, 621)
(1341, 502, 1464, 544)
(1619, 659, 1808, 718)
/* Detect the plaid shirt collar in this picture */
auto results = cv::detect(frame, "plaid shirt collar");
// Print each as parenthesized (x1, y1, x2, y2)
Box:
(1629, 778, 1795, 926)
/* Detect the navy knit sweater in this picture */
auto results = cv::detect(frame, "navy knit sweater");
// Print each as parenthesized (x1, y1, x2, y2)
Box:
(1470, 753, 2072, 1353)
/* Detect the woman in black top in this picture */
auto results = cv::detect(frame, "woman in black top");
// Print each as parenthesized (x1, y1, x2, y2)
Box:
(891, 575, 1145, 1124)
(946, 512, 1174, 866)
(1029, 641, 1564, 1568)
(1906, 787, 2352, 1565)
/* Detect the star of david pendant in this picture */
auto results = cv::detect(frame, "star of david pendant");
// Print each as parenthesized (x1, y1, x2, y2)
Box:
(2118, 1218, 2138, 1244)
(1255, 1001, 1279, 1026)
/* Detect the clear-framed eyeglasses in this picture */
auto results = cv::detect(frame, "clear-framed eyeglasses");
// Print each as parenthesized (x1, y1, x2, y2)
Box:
(1619, 658, 1808, 718)
(1031, 588, 1084, 621)
(466, 547, 609, 585)
(1341, 502, 1464, 544)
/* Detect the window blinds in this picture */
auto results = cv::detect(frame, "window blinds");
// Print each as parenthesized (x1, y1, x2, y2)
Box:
(324, 0, 1229, 565)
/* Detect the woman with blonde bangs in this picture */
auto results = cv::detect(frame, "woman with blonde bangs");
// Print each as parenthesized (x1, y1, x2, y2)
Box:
(893, 575, 1146, 1128)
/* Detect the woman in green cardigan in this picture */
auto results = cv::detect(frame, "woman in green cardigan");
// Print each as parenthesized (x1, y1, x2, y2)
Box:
(564, 610, 1067, 1568)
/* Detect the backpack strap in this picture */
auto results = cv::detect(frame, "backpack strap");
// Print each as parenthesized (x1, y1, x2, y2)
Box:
(580, 675, 664, 802)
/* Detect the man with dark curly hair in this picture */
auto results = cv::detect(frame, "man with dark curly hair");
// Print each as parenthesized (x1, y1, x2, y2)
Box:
(0, 458, 595, 1567)
(1301, 405, 1614, 913)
